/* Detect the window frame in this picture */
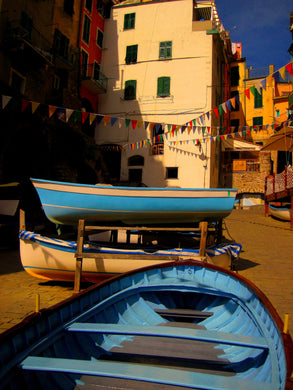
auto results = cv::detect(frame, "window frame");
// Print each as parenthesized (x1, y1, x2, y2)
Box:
(97, 28, 103, 48)
(253, 116, 263, 126)
(124, 13, 135, 30)
(159, 41, 172, 59)
(157, 76, 170, 98)
(231, 66, 239, 87)
(254, 88, 263, 109)
(125, 44, 138, 64)
(82, 14, 91, 45)
(166, 167, 178, 179)
(124, 80, 137, 100)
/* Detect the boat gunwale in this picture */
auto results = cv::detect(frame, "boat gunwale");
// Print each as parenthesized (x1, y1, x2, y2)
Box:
(0, 260, 292, 389)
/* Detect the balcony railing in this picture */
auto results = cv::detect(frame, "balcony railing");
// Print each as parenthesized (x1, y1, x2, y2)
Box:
(81, 63, 107, 93)
(232, 159, 260, 172)
(151, 143, 164, 155)
(4, 19, 53, 64)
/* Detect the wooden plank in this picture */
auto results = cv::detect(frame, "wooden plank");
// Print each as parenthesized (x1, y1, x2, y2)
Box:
(66, 323, 268, 349)
(74, 252, 193, 261)
(199, 221, 208, 257)
(20, 356, 274, 390)
(155, 308, 213, 320)
(84, 225, 216, 232)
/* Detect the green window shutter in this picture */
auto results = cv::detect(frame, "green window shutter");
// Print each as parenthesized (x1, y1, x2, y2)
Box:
(253, 116, 263, 126)
(159, 41, 172, 59)
(124, 80, 137, 100)
(125, 45, 138, 64)
(254, 88, 263, 108)
(157, 77, 170, 97)
(124, 13, 135, 30)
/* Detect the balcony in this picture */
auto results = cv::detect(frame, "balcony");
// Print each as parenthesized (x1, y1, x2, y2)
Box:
(151, 143, 164, 155)
(3, 19, 53, 67)
(81, 63, 107, 94)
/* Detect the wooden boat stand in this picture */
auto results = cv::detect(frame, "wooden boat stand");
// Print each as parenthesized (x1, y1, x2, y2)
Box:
(74, 220, 219, 293)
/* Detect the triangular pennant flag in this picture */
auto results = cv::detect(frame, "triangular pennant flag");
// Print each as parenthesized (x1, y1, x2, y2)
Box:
(110, 116, 117, 127)
(131, 120, 138, 130)
(260, 78, 267, 91)
(206, 111, 210, 121)
(181, 125, 187, 133)
(221, 102, 228, 114)
(272, 71, 280, 82)
(82, 111, 89, 124)
(285, 62, 293, 76)
(255, 81, 262, 95)
(74, 110, 81, 122)
(226, 100, 232, 111)
(235, 94, 240, 106)
(144, 121, 149, 130)
(137, 120, 143, 128)
(104, 115, 111, 126)
(21, 99, 30, 112)
(218, 105, 223, 116)
(96, 114, 104, 125)
(49, 105, 57, 118)
(66, 109, 74, 122)
(125, 119, 131, 128)
(250, 86, 256, 97)
(155, 123, 161, 133)
(1, 95, 12, 109)
(213, 107, 219, 117)
(31, 101, 40, 114)
(149, 122, 155, 132)
(279, 66, 286, 80)
(90, 113, 97, 125)
(244, 88, 250, 99)
(230, 97, 236, 109)
(167, 124, 172, 132)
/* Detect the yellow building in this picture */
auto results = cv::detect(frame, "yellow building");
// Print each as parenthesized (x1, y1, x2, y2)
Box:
(96, 0, 232, 188)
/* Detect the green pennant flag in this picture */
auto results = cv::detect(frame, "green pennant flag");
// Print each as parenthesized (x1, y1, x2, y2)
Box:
(125, 119, 131, 128)
(218, 105, 223, 116)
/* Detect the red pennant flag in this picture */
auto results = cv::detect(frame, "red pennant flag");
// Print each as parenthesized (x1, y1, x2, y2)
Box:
(49, 105, 57, 118)
(82, 111, 89, 124)
(213, 107, 219, 117)
(244, 88, 250, 99)
(131, 120, 137, 130)
(21, 99, 30, 112)
(285, 62, 293, 76)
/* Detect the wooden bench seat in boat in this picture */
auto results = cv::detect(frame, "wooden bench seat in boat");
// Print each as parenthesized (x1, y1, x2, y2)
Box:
(20, 356, 274, 390)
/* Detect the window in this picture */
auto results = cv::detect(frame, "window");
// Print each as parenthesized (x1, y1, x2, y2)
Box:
(85, 0, 93, 12)
(125, 44, 138, 64)
(64, 0, 74, 15)
(128, 155, 144, 166)
(166, 167, 178, 179)
(97, 0, 105, 16)
(82, 14, 91, 45)
(124, 13, 135, 30)
(254, 88, 263, 108)
(53, 29, 69, 60)
(253, 117, 263, 126)
(94, 62, 100, 80)
(157, 77, 170, 97)
(124, 80, 137, 100)
(159, 41, 172, 59)
(230, 91, 239, 112)
(81, 50, 88, 78)
(231, 66, 239, 87)
(97, 29, 103, 48)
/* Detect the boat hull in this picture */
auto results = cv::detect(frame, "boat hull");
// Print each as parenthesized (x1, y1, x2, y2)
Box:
(269, 205, 291, 221)
(31, 178, 237, 225)
(19, 230, 242, 282)
(0, 261, 292, 390)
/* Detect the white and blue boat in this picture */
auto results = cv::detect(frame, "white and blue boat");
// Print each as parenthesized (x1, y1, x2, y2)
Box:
(31, 178, 237, 226)
(19, 230, 242, 283)
(0, 260, 292, 389)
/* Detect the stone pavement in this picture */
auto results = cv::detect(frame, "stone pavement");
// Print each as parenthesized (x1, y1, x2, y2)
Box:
(0, 205, 292, 334)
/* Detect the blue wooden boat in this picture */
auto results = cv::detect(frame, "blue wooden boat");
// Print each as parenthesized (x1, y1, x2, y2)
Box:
(0, 261, 292, 390)
(31, 178, 237, 226)
(269, 205, 291, 222)
(19, 229, 242, 282)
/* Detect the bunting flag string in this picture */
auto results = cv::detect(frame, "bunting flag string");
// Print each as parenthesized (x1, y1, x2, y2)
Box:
(0, 61, 292, 151)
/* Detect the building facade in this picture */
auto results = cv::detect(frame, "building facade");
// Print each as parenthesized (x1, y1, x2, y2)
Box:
(95, 0, 232, 188)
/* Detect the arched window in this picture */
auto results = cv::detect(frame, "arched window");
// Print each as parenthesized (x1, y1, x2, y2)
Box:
(128, 155, 144, 166)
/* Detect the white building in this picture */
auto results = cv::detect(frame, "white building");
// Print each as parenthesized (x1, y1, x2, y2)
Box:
(96, 0, 232, 188)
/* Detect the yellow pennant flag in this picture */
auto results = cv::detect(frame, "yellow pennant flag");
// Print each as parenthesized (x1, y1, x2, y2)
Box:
(89, 113, 96, 125)
(104, 115, 111, 126)
(31, 101, 40, 114)
(279, 66, 286, 80)
(137, 120, 143, 128)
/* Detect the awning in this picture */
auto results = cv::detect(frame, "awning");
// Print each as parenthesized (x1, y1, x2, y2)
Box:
(222, 138, 261, 152)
